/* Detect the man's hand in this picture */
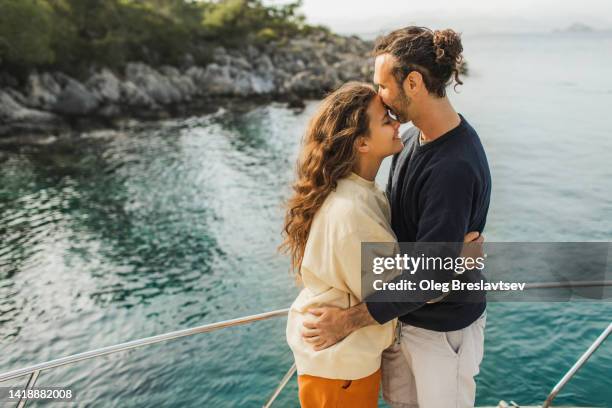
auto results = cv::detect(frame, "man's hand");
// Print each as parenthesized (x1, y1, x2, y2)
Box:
(302, 303, 377, 351)
(461, 231, 485, 261)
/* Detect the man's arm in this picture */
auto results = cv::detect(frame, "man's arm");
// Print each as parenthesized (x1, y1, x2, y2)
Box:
(302, 233, 482, 350)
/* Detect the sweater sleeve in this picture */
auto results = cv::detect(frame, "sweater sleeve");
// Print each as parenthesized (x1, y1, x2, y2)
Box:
(366, 160, 477, 324)
(333, 224, 398, 302)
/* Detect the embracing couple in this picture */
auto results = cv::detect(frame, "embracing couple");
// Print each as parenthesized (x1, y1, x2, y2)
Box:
(280, 26, 491, 408)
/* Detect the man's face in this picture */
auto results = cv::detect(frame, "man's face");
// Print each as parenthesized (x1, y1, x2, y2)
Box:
(373, 54, 411, 123)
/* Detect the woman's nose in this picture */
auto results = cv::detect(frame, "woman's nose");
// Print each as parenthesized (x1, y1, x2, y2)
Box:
(392, 120, 400, 130)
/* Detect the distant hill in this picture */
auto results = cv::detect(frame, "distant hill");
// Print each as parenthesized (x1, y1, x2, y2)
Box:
(554, 23, 596, 33)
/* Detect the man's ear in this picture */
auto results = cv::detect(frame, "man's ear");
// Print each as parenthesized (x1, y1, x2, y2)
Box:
(355, 136, 370, 153)
(403, 71, 423, 95)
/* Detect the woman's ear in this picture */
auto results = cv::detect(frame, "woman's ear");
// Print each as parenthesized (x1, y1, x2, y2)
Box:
(355, 136, 370, 154)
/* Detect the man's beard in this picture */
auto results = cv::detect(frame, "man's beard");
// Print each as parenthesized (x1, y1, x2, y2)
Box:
(389, 89, 411, 123)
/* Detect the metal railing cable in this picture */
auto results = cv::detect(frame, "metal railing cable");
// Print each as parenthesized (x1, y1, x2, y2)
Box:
(523, 280, 612, 290)
(0, 308, 290, 383)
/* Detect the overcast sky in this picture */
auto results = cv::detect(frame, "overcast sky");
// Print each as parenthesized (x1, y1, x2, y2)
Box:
(273, 0, 612, 36)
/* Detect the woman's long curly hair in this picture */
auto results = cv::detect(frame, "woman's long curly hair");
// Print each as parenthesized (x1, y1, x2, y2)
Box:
(280, 82, 377, 274)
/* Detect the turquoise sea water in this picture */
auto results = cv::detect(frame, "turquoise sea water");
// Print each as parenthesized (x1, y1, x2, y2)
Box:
(1, 33, 611, 407)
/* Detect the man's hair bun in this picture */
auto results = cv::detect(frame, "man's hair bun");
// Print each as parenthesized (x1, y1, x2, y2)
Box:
(433, 29, 463, 67)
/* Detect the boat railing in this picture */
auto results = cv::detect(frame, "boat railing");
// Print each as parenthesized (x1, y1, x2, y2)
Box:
(0, 308, 291, 408)
(0, 281, 611, 407)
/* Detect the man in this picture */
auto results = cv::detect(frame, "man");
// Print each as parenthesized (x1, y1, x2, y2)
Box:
(301, 26, 492, 407)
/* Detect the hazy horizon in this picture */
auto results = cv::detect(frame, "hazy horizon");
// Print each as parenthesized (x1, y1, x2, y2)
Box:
(267, 0, 612, 37)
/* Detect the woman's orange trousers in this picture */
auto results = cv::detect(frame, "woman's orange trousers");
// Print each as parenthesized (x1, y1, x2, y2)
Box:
(297, 369, 381, 408)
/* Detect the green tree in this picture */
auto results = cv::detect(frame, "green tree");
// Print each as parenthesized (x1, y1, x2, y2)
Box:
(0, 0, 55, 71)
(0, 0, 322, 75)
(202, 0, 306, 45)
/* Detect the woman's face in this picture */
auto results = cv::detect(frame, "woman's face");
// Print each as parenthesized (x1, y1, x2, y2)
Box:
(364, 95, 403, 158)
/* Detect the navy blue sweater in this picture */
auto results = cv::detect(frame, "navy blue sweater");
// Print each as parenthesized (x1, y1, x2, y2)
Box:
(366, 114, 492, 331)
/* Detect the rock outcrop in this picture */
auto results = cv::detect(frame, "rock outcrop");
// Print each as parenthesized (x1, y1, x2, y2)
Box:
(0, 33, 374, 137)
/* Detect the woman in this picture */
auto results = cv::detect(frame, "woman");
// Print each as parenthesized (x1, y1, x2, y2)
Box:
(281, 82, 479, 407)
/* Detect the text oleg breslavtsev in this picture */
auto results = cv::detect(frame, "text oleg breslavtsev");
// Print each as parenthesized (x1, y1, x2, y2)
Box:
(372, 279, 526, 292)
(369, 253, 526, 293)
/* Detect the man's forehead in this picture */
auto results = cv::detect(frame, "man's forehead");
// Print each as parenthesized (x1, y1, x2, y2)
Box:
(374, 54, 395, 80)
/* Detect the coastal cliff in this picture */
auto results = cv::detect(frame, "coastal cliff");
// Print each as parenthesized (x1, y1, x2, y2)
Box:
(0, 32, 373, 139)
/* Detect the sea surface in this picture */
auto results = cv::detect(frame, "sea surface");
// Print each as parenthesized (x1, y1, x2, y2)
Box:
(1, 33, 611, 407)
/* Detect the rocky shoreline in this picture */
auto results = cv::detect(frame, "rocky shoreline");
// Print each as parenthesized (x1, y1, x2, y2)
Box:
(0, 32, 373, 141)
